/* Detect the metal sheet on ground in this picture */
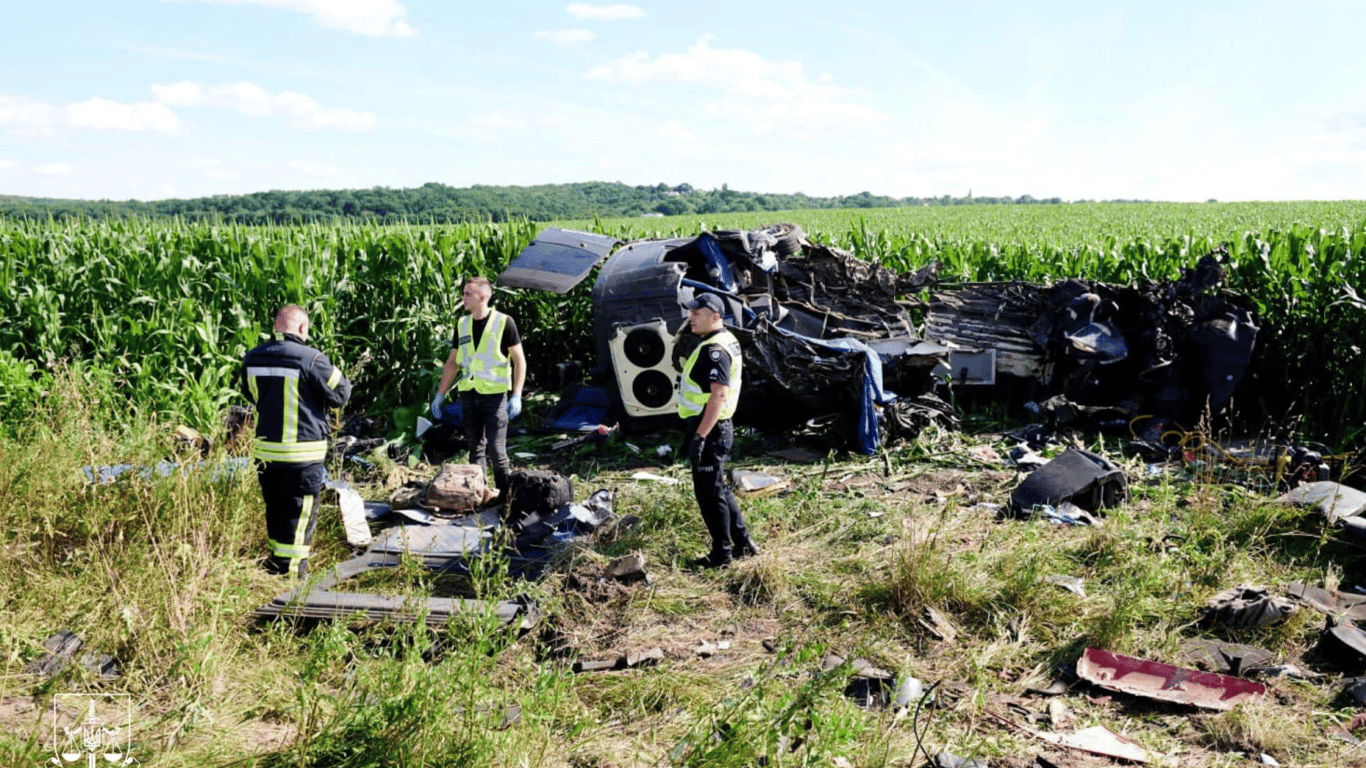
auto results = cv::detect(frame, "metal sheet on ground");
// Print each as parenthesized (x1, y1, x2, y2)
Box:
(1077, 647, 1265, 710)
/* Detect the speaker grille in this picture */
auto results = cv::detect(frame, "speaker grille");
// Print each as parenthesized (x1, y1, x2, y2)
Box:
(631, 370, 674, 409)
(623, 327, 666, 368)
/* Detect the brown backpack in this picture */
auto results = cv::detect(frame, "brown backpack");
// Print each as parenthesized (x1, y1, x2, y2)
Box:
(419, 463, 492, 515)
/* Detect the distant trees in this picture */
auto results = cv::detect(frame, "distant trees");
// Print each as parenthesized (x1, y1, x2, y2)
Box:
(0, 182, 1091, 224)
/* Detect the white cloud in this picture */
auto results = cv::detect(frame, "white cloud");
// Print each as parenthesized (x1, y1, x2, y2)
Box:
(0, 95, 59, 134)
(67, 98, 181, 133)
(36, 163, 75, 176)
(289, 160, 341, 178)
(534, 29, 596, 46)
(0, 159, 15, 170)
(206, 169, 241, 180)
(587, 37, 888, 138)
(474, 113, 526, 128)
(151, 81, 376, 131)
(172, 0, 416, 37)
(566, 3, 643, 21)
(652, 121, 696, 143)
(3, 94, 180, 135)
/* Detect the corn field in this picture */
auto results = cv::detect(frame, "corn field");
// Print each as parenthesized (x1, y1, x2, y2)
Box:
(1, 203, 1363, 450)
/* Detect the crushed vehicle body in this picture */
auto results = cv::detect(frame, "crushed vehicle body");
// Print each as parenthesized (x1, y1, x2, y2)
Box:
(500, 228, 1258, 453)
(499, 224, 952, 453)
(925, 247, 1260, 436)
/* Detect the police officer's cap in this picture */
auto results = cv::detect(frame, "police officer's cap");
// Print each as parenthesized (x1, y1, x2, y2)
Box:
(683, 293, 724, 314)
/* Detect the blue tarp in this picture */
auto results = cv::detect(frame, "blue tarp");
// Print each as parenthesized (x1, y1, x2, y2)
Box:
(82, 456, 252, 485)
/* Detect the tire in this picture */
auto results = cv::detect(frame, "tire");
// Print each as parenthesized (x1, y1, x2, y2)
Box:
(757, 223, 804, 256)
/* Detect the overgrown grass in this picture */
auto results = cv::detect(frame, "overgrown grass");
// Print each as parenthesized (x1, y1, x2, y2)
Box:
(1, 378, 1363, 767)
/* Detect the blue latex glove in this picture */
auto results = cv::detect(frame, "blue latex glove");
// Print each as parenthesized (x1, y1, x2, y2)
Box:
(430, 391, 445, 420)
(507, 393, 523, 421)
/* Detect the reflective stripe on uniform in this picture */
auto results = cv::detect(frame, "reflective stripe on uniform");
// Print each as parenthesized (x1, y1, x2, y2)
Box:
(269, 538, 312, 559)
(253, 440, 329, 462)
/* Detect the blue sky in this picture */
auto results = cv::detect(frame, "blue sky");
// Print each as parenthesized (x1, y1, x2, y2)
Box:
(3, 0, 1363, 202)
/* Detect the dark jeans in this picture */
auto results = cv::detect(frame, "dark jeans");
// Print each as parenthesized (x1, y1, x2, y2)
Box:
(689, 419, 750, 558)
(461, 390, 511, 491)
(256, 460, 324, 578)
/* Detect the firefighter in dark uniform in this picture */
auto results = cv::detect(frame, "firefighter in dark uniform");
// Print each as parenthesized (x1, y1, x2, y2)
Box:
(679, 293, 759, 569)
(430, 277, 527, 499)
(242, 305, 351, 578)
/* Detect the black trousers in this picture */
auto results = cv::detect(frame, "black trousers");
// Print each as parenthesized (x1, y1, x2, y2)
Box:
(689, 419, 750, 558)
(256, 460, 325, 578)
(461, 390, 511, 491)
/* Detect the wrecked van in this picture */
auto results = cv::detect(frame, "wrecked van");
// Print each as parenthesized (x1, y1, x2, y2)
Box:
(497, 224, 954, 453)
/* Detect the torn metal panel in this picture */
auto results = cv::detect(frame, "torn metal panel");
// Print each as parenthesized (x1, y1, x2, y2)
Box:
(1285, 582, 1366, 623)
(1176, 638, 1278, 677)
(926, 249, 1258, 429)
(497, 227, 619, 294)
(1279, 481, 1366, 523)
(1077, 647, 1266, 710)
(1200, 585, 1298, 627)
(925, 282, 1051, 380)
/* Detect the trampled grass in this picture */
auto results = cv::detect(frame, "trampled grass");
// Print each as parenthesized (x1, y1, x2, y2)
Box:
(2, 370, 1363, 767)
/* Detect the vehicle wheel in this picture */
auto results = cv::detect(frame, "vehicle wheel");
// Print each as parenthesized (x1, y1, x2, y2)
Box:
(757, 222, 804, 255)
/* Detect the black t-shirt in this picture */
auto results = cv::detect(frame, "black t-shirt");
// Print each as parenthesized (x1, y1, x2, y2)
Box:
(687, 330, 733, 390)
(451, 313, 521, 355)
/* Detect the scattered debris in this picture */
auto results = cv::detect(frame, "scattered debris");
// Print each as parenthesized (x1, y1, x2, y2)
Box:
(572, 647, 664, 673)
(731, 468, 788, 497)
(630, 471, 679, 485)
(1285, 582, 1366, 623)
(1076, 647, 1266, 710)
(602, 551, 648, 584)
(920, 606, 959, 642)
(324, 477, 373, 547)
(1045, 574, 1086, 597)
(1200, 585, 1297, 627)
(1176, 638, 1277, 677)
(1279, 481, 1366, 523)
(986, 709, 1162, 764)
(22, 631, 119, 679)
(1317, 624, 1366, 670)
(1008, 449, 1128, 517)
(82, 456, 250, 485)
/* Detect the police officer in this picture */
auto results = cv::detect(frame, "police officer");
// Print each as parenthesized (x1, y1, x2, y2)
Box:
(242, 305, 351, 578)
(430, 277, 526, 499)
(679, 293, 759, 568)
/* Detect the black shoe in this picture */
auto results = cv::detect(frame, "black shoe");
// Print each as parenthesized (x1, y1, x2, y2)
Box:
(691, 552, 733, 569)
(736, 540, 761, 558)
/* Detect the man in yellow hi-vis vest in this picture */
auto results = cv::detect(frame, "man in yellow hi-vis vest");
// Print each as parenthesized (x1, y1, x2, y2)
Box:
(242, 305, 351, 578)
(679, 293, 759, 569)
(431, 277, 527, 498)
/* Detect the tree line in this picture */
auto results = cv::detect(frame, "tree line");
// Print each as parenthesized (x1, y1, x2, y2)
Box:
(0, 182, 1101, 224)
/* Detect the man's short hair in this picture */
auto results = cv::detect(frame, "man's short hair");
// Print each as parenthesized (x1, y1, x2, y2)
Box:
(274, 304, 309, 331)
(465, 277, 494, 295)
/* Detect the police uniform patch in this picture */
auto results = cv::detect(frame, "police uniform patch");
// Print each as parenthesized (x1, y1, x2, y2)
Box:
(710, 349, 721, 361)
